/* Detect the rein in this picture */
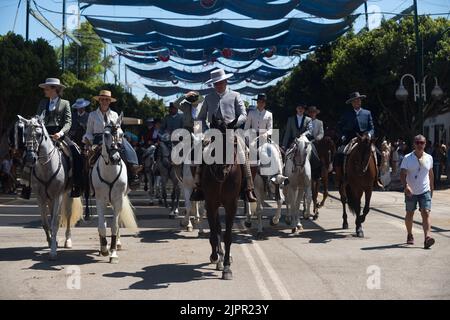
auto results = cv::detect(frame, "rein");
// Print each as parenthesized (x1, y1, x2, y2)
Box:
(33, 151, 62, 200)
(96, 158, 123, 203)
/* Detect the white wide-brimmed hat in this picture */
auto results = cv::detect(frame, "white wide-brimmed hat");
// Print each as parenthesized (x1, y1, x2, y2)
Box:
(72, 98, 90, 109)
(38, 78, 66, 89)
(205, 68, 233, 85)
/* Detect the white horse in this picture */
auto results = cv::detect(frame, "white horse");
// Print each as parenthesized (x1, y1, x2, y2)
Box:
(155, 136, 180, 218)
(283, 134, 312, 234)
(91, 114, 138, 263)
(141, 144, 158, 205)
(244, 141, 288, 239)
(18, 115, 82, 260)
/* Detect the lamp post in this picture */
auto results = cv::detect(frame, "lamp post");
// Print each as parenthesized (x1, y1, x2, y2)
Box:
(395, 74, 444, 131)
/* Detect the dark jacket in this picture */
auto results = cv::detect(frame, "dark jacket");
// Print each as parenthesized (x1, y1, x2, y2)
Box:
(36, 98, 72, 135)
(338, 107, 374, 143)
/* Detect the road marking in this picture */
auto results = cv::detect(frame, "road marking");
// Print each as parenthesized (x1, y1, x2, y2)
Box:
(252, 241, 292, 300)
(240, 243, 273, 300)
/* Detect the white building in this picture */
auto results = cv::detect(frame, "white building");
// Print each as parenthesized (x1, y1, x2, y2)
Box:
(423, 111, 450, 145)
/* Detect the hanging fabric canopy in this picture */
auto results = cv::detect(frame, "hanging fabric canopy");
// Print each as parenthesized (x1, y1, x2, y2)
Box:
(144, 84, 269, 97)
(87, 17, 355, 39)
(94, 26, 349, 49)
(126, 64, 292, 83)
(81, 0, 365, 20)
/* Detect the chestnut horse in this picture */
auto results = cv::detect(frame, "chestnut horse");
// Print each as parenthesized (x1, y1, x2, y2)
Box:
(201, 117, 242, 280)
(311, 136, 336, 218)
(335, 133, 377, 237)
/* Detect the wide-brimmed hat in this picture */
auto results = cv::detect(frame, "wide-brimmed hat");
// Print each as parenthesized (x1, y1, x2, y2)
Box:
(307, 106, 320, 114)
(346, 92, 366, 104)
(38, 78, 66, 89)
(93, 90, 117, 102)
(145, 118, 155, 124)
(296, 102, 307, 109)
(184, 92, 205, 105)
(205, 68, 233, 85)
(252, 93, 267, 101)
(72, 98, 90, 109)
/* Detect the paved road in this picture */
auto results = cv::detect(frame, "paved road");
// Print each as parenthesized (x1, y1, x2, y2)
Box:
(0, 189, 449, 299)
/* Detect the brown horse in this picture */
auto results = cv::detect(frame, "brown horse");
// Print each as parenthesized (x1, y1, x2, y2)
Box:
(201, 117, 242, 280)
(335, 133, 377, 237)
(311, 136, 336, 218)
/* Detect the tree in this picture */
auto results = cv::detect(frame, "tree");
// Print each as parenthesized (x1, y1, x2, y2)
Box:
(62, 22, 112, 81)
(0, 33, 60, 135)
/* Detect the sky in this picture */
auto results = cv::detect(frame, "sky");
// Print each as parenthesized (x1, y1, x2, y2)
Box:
(0, 0, 449, 104)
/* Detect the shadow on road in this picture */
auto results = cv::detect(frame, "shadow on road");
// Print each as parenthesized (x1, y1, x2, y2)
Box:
(103, 262, 216, 290)
(360, 243, 422, 250)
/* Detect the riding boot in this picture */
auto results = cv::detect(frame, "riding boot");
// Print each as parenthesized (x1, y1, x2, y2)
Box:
(243, 157, 257, 203)
(190, 165, 204, 201)
(128, 164, 142, 190)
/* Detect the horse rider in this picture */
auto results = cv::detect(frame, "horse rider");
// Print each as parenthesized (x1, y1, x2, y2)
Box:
(21, 78, 83, 199)
(68, 98, 90, 146)
(140, 118, 155, 148)
(244, 93, 273, 179)
(82, 90, 141, 190)
(307, 106, 324, 142)
(173, 91, 205, 133)
(282, 103, 313, 150)
(191, 68, 257, 202)
(161, 102, 184, 135)
(335, 91, 382, 186)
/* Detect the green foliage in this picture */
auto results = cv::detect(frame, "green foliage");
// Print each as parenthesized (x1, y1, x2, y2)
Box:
(0, 32, 60, 134)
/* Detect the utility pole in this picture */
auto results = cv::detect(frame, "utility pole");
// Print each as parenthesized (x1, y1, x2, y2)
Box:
(413, 0, 424, 133)
(364, 1, 369, 30)
(61, 0, 66, 72)
(103, 46, 107, 82)
(26, 0, 30, 40)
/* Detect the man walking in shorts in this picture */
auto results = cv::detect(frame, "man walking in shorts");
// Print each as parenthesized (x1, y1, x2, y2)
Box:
(400, 134, 435, 249)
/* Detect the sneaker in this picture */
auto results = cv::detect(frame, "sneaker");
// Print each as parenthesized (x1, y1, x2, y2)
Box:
(406, 234, 414, 245)
(424, 236, 435, 249)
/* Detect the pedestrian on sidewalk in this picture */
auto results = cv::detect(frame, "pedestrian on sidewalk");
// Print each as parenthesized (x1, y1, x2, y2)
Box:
(400, 134, 435, 249)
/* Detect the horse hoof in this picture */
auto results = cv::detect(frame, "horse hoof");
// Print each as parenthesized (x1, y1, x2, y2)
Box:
(291, 227, 296, 234)
(342, 223, 349, 230)
(270, 218, 278, 226)
(244, 221, 252, 228)
(356, 231, 364, 238)
(256, 232, 264, 240)
(210, 256, 219, 264)
(313, 214, 319, 221)
(109, 256, 119, 264)
(187, 226, 193, 232)
(116, 243, 122, 251)
(222, 270, 233, 280)
(49, 253, 57, 261)
(64, 239, 72, 249)
(216, 261, 224, 271)
(100, 249, 109, 257)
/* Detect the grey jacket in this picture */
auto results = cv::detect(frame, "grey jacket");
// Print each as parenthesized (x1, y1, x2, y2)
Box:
(36, 98, 72, 135)
(69, 111, 89, 144)
(161, 112, 184, 134)
(173, 95, 202, 131)
(282, 114, 313, 148)
(197, 88, 247, 128)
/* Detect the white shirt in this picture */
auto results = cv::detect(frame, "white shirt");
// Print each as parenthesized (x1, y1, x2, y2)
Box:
(311, 118, 324, 141)
(83, 108, 122, 144)
(296, 114, 304, 128)
(48, 97, 59, 112)
(400, 151, 433, 195)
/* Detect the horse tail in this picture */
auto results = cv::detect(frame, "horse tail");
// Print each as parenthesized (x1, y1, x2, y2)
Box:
(60, 194, 83, 227)
(118, 195, 138, 232)
(345, 184, 359, 216)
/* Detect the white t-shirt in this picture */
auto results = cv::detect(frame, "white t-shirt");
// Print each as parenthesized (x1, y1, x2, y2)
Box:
(400, 151, 433, 195)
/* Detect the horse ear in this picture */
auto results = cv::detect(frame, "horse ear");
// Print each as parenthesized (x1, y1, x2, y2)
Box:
(117, 112, 123, 125)
(37, 111, 45, 124)
(17, 115, 29, 124)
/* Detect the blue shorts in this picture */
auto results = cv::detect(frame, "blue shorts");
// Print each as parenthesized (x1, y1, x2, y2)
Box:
(405, 191, 432, 212)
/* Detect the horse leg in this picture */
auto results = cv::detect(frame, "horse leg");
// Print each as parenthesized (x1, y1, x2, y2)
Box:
(354, 191, 364, 238)
(49, 195, 63, 260)
(293, 189, 303, 234)
(256, 198, 264, 240)
(207, 206, 220, 265)
(96, 199, 109, 256)
(38, 200, 52, 247)
(181, 187, 192, 230)
(319, 172, 329, 208)
(244, 200, 252, 228)
(339, 179, 349, 229)
(84, 188, 91, 220)
(271, 185, 282, 226)
(222, 203, 237, 280)
(311, 179, 318, 215)
(361, 188, 372, 224)
(64, 206, 72, 249)
(109, 202, 120, 264)
(304, 178, 313, 220)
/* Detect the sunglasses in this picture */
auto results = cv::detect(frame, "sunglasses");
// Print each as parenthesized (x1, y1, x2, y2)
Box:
(414, 141, 425, 145)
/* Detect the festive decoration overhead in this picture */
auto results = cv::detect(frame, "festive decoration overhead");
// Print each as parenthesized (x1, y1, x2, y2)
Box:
(81, 0, 365, 20)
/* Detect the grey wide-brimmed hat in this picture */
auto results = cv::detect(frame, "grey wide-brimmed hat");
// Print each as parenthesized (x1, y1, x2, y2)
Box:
(346, 92, 366, 104)
(38, 78, 66, 89)
(205, 68, 233, 85)
(72, 98, 90, 109)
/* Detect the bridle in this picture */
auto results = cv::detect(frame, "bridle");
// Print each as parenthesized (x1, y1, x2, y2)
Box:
(292, 138, 308, 168)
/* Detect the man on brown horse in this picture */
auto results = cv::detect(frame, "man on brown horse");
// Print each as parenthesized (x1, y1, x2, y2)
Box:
(191, 69, 257, 202)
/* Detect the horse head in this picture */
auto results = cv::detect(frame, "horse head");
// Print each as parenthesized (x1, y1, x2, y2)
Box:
(102, 113, 123, 165)
(354, 132, 375, 174)
(17, 114, 50, 166)
(292, 134, 310, 168)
